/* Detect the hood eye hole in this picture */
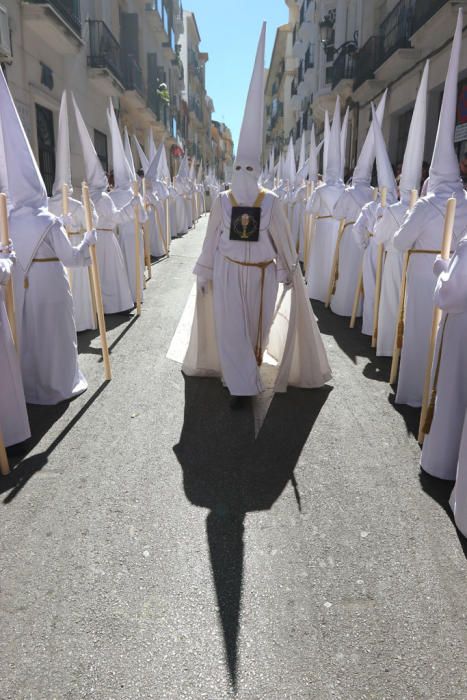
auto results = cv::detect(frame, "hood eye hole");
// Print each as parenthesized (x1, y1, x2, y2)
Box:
(246, 166, 253, 172)
(235, 166, 241, 171)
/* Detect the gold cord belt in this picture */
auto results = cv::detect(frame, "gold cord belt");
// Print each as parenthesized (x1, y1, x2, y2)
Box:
(317, 215, 333, 220)
(422, 313, 450, 435)
(344, 220, 356, 228)
(24, 257, 60, 288)
(97, 228, 114, 232)
(224, 255, 274, 366)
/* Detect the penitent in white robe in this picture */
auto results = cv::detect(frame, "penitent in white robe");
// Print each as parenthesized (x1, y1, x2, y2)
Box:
(306, 183, 344, 302)
(91, 191, 134, 315)
(185, 191, 332, 396)
(353, 201, 380, 336)
(450, 411, 467, 537)
(421, 236, 467, 479)
(373, 201, 407, 356)
(393, 190, 467, 406)
(108, 188, 146, 305)
(10, 210, 91, 405)
(331, 185, 373, 317)
(48, 195, 98, 332)
(0, 258, 30, 446)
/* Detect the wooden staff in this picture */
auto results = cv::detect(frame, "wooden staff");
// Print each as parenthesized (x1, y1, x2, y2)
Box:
(132, 181, 142, 316)
(0, 193, 17, 351)
(418, 196, 456, 444)
(350, 266, 364, 329)
(389, 189, 419, 383)
(371, 187, 388, 347)
(82, 182, 112, 381)
(325, 218, 346, 308)
(165, 197, 171, 255)
(0, 427, 9, 476)
(141, 178, 152, 281)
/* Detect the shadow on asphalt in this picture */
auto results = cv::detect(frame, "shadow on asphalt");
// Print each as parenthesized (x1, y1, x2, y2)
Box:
(419, 470, 467, 559)
(1, 381, 110, 503)
(78, 310, 136, 357)
(173, 374, 331, 693)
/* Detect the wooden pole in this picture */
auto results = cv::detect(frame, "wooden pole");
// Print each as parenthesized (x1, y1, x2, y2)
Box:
(132, 181, 142, 317)
(141, 178, 152, 281)
(325, 218, 346, 308)
(0, 193, 17, 351)
(389, 189, 419, 383)
(0, 427, 9, 476)
(371, 187, 387, 347)
(165, 197, 171, 255)
(350, 265, 364, 328)
(418, 196, 456, 444)
(82, 183, 112, 381)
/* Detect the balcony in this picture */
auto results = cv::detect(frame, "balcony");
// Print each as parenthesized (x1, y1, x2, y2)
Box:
(304, 45, 314, 84)
(121, 53, 146, 110)
(332, 50, 356, 91)
(412, 0, 449, 33)
(87, 20, 124, 96)
(22, 0, 82, 53)
(354, 35, 383, 89)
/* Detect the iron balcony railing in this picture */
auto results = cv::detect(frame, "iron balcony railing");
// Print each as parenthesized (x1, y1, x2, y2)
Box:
(27, 0, 81, 35)
(305, 45, 314, 71)
(332, 49, 356, 88)
(354, 35, 383, 89)
(121, 53, 145, 98)
(87, 20, 123, 84)
(380, 0, 414, 64)
(413, 0, 449, 33)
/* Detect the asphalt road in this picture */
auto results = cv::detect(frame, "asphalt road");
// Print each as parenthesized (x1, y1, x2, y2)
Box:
(1, 215, 467, 700)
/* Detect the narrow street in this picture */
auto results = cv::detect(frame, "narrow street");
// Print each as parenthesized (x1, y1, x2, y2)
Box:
(1, 216, 466, 700)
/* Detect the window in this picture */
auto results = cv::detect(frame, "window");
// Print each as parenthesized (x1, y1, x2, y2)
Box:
(35, 104, 55, 196)
(94, 129, 108, 173)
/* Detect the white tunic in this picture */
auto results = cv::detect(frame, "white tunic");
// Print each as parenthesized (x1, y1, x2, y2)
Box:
(91, 191, 134, 314)
(194, 192, 288, 396)
(0, 258, 30, 446)
(331, 185, 372, 317)
(393, 190, 467, 406)
(306, 182, 344, 302)
(353, 201, 380, 336)
(10, 212, 90, 405)
(373, 201, 407, 356)
(421, 236, 467, 479)
(449, 411, 467, 537)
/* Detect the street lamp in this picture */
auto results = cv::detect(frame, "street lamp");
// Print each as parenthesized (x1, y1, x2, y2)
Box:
(319, 11, 358, 56)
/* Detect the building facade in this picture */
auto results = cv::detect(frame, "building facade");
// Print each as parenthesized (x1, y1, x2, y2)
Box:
(268, 0, 467, 176)
(211, 120, 234, 182)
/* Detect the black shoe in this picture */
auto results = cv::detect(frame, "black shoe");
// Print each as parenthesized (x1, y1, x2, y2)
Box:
(229, 395, 249, 410)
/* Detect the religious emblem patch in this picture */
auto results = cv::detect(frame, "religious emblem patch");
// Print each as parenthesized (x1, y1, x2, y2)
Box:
(230, 206, 261, 242)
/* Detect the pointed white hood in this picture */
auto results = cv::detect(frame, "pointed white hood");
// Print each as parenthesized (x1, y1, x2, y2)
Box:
(371, 104, 397, 202)
(308, 124, 323, 184)
(107, 100, 133, 190)
(148, 131, 157, 163)
(176, 154, 189, 180)
(325, 97, 342, 184)
(298, 136, 306, 174)
(52, 91, 72, 196)
(159, 142, 170, 181)
(399, 61, 429, 199)
(352, 89, 388, 187)
(0, 67, 47, 211)
(323, 111, 330, 180)
(231, 21, 266, 204)
(429, 8, 463, 195)
(285, 136, 296, 186)
(340, 106, 350, 181)
(123, 127, 137, 181)
(72, 93, 108, 194)
(133, 136, 149, 174)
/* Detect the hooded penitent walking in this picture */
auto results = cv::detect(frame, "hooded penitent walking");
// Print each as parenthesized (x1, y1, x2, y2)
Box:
(73, 95, 134, 315)
(393, 9, 467, 407)
(374, 63, 429, 356)
(306, 97, 345, 303)
(180, 22, 331, 405)
(331, 92, 387, 317)
(48, 91, 98, 333)
(0, 71, 95, 405)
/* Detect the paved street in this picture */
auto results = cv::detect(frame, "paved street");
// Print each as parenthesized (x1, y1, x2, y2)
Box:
(1, 215, 467, 700)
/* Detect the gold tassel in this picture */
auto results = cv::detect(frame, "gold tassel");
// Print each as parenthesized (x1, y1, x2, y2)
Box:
(24, 276, 29, 289)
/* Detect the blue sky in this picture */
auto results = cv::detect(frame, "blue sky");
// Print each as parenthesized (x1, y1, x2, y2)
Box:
(186, 1, 289, 153)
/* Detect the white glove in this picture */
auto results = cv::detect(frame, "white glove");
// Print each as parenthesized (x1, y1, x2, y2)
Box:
(130, 195, 141, 209)
(197, 277, 209, 296)
(0, 238, 14, 257)
(0, 257, 14, 284)
(433, 255, 450, 277)
(83, 228, 98, 246)
(60, 213, 74, 229)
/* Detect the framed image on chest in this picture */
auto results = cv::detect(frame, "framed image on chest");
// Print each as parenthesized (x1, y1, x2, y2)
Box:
(230, 206, 261, 242)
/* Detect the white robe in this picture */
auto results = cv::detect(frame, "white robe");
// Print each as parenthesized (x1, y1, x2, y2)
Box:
(48, 195, 98, 332)
(0, 258, 30, 446)
(108, 188, 146, 305)
(353, 201, 380, 336)
(10, 210, 90, 405)
(421, 236, 467, 479)
(393, 190, 467, 406)
(306, 182, 344, 303)
(331, 185, 373, 317)
(91, 191, 134, 314)
(449, 411, 467, 537)
(373, 201, 407, 356)
(184, 191, 332, 395)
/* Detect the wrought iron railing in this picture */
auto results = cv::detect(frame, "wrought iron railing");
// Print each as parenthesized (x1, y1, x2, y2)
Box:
(332, 50, 356, 88)
(413, 0, 449, 33)
(354, 35, 383, 88)
(26, 0, 81, 35)
(87, 20, 123, 84)
(380, 0, 414, 63)
(305, 45, 314, 70)
(121, 53, 145, 98)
